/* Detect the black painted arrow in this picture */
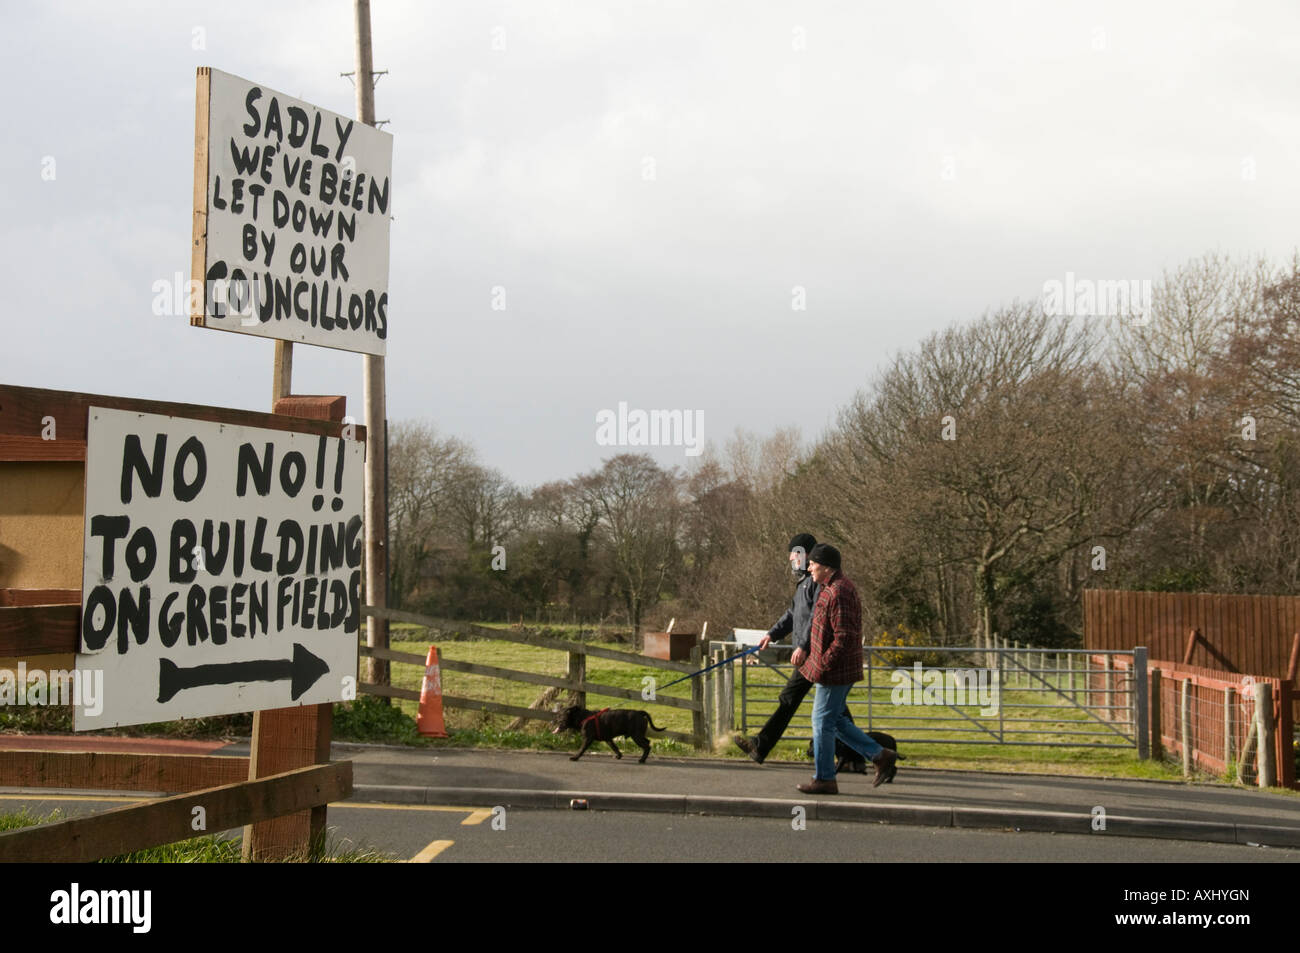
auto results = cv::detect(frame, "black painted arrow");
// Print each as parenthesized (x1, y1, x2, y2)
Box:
(157, 643, 330, 704)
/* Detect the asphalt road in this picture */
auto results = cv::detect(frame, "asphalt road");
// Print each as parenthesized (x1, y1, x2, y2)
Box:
(4, 793, 1298, 863)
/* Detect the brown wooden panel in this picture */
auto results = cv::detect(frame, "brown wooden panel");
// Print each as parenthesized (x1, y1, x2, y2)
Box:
(0, 589, 79, 607)
(0, 384, 365, 444)
(0, 749, 248, 792)
(1083, 591, 1095, 648)
(243, 703, 333, 861)
(1143, 588, 1153, 649)
(1281, 595, 1294, 677)
(1243, 594, 1256, 677)
(272, 396, 346, 422)
(0, 761, 350, 863)
(1123, 589, 1135, 649)
(0, 435, 84, 462)
(0, 605, 78, 655)
(1173, 593, 1186, 658)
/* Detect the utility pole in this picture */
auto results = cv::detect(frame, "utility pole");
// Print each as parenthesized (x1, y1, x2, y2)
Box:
(354, 0, 389, 689)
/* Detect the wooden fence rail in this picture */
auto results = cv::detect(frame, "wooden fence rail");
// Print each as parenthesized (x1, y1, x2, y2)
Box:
(0, 761, 352, 863)
(361, 606, 706, 746)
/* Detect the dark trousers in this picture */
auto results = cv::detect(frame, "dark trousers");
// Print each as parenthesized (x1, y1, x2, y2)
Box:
(754, 665, 851, 759)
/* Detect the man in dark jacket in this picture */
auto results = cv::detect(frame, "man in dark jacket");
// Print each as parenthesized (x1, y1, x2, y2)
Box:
(796, 543, 897, 793)
(732, 533, 830, 764)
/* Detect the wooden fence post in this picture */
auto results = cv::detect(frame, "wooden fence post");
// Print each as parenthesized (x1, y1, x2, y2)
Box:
(1133, 647, 1149, 759)
(1149, 668, 1162, 760)
(1256, 681, 1275, 788)
(567, 649, 586, 710)
(690, 644, 706, 749)
(1223, 685, 1235, 772)
(1180, 678, 1192, 778)
(243, 395, 346, 862)
(1103, 655, 1114, 722)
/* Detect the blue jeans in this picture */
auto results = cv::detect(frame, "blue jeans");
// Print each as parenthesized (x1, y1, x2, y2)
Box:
(812, 683, 882, 780)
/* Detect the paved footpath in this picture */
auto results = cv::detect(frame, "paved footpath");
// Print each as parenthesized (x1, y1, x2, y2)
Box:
(308, 742, 1300, 847)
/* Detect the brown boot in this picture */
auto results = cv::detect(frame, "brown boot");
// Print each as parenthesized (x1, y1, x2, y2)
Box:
(796, 778, 839, 795)
(871, 748, 898, 788)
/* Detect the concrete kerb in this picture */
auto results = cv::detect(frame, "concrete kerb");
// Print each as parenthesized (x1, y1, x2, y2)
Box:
(348, 783, 1300, 846)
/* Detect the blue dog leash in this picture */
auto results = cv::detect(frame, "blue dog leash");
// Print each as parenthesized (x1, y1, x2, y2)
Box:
(655, 645, 762, 691)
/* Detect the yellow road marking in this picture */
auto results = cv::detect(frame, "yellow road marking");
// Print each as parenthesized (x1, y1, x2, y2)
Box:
(408, 838, 454, 863)
(461, 808, 493, 826)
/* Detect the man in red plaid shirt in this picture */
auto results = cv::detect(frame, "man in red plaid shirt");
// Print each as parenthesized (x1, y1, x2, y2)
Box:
(797, 543, 898, 793)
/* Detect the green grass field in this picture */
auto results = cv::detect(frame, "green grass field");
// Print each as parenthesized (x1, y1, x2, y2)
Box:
(337, 624, 1199, 782)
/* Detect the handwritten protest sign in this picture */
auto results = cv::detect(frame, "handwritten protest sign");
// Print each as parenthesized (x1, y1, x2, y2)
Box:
(76, 407, 364, 729)
(191, 67, 392, 355)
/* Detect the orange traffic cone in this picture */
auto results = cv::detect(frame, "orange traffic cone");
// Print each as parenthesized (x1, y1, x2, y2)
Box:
(416, 645, 450, 738)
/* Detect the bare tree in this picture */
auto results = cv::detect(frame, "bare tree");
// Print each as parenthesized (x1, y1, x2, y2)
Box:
(576, 454, 682, 646)
(387, 421, 473, 607)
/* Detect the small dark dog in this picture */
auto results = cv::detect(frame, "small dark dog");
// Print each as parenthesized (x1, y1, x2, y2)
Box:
(805, 730, 906, 780)
(552, 704, 667, 763)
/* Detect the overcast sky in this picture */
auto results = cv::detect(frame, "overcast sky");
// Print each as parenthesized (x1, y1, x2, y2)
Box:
(3, 1, 1298, 487)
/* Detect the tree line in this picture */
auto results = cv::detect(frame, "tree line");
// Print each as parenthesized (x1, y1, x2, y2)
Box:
(388, 251, 1300, 649)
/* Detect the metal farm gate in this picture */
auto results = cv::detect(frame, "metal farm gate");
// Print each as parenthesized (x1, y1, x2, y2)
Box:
(734, 645, 1148, 754)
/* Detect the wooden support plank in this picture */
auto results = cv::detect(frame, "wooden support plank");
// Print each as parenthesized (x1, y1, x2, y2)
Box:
(0, 589, 79, 607)
(0, 435, 84, 462)
(0, 749, 248, 792)
(273, 395, 346, 421)
(191, 66, 211, 329)
(0, 605, 79, 656)
(0, 384, 365, 445)
(242, 702, 334, 861)
(0, 762, 351, 863)
(243, 392, 345, 863)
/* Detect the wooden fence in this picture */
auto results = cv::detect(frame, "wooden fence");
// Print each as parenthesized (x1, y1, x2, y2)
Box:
(0, 762, 351, 862)
(1103, 654, 1295, 789)
(361, 606, 709, 746)
(1083, 588, 1300, 685)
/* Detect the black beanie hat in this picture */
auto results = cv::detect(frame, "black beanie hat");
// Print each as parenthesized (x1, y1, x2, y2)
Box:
(788, 533, 817, 553)
(808, 542, 841, 571)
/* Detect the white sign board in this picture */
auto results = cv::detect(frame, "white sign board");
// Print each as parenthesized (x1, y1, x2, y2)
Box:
(732, 628, 769, 647)
(191, 67, 392, 355)
(76, 407, 364, 730)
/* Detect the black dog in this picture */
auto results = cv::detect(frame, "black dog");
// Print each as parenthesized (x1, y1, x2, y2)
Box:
(552, 704, 667, 764)
(805, 730, 906, 780)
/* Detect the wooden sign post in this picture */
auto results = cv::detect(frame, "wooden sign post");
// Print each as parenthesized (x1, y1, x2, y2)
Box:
(189, 64, 394, 858)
